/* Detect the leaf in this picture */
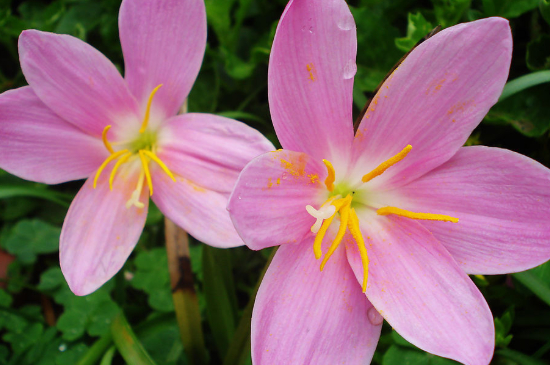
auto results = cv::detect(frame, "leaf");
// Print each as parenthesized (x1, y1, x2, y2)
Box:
(3, 322, 44, 354)
(3, 219, 60, 264)
(526, 34, 550, 71)
(482, 0, 539, 18)
(495, 307, 514, 347)
(383, 345, 460, 364)
(130, 248, 174, 312)
(0, 185, 71, 206)
(514, 261, 550, 307)
(431, 0, 471, 28)
(541, 0, 550, 26)
(111, 313, 157, 365)
(395, 12, 433, 53)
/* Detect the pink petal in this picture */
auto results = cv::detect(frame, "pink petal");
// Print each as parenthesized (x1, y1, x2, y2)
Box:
(119, 0, 206, 119)
(253, 238, 381, 364)
(352, 18, 512, 189)
(0, 87, 107, 184)
(346, 216, 494, 365)
(227, 150, 327, 250)
(396, 146, 550, 274)
(268, 0, 356, 161)
(18, 30, 140, 137)
(151, 169, 243, 248)
(60, 169, 149, 296)
(157, 113, 274, 194)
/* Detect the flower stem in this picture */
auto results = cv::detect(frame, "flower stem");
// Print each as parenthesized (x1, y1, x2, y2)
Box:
(75, 332, 113, 365)
(498, 71, 550, 102)
(222, 247, 277, 365)
(111, 312, 157, 365)
(165, 217, 208, 365)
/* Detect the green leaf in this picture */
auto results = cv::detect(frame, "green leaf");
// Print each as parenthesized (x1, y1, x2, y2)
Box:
(383, 345, 459, 364)
(485, 83, 550, 137)
(527, 34, 550, 71)
(483, 0, 539, 18)
(0, 185, 71, 206)
(3, 322, 44, 354)
(395, 12, 433, 53)
(514, 262, 550, 307)
(496, 348, 548, 365)
(3, 219, 60, 264)
(495, 307, 514, 347)
(203, 246, 238, 356)
(111, 313, 157, 365)
(541, 0, 550, 26)
(431, 0, 471, 28)
(130, 248, 174, 312)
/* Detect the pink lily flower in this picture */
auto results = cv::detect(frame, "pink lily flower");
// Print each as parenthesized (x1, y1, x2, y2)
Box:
(0, 0, 273, 296)
(228, 0, 550, 364)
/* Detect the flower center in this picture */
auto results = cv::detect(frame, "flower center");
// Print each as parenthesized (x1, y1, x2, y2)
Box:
(306, 145, 458, 292)
(92, 84, 176, 208)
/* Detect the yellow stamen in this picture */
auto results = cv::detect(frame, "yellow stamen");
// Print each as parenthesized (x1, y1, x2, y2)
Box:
(102, 125, 115, 154)
(140, 150, 176, 182)
(362, 145, 412, 183)
(109, 151, 132, 190)
(139, 84, 163, 133)
(312, 196, 348, 259)
(377, 206, 459, 223)
(320, 195, 352, 270)
(348, 208, 369, 292)
(93, 149, 130, 188)
(322, 159, 335, 192)
(138, 150, 154, 196)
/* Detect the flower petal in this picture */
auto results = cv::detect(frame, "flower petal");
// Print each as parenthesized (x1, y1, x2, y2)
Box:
(253, 239, 381, 364)
(119, 0, 206, 119)
(151, 170, 242, 248)
(157, 113, 274, 194)
(268, 0, 356, 160)
(395, 146, 550, 274)
(18, 30, 140, 137)
(60, 169, 149, 296)
(0, 87, 107, 184)
(346, 215, 494, 365)
(228, 150, 327, 250)
(352, 18, 512, 188)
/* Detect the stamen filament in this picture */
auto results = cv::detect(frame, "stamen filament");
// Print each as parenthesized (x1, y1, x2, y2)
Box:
(93, 149, 130, 188)
(138, 150, 154, 196)
(362, 145, 412, 183)
(377, 206, 459, 223)
(312, 196, 348, 259)
(348, 208, 369, 292)
(101, 125, 115, 154)
(109, 151, 132, 190)
(322, 159, 335, 192)
(139, 84, 163, 133)
(140, 150, 176, 182)
(320, 195, 352, 270)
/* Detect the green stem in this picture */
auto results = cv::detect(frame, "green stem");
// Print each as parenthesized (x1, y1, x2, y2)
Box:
(223, 247, 277, 365)
(499, 71, 550, 102)
(75, 332, 113, 365)
(99, 347, 116, 365)
(111, 312, 157, 365)
(513, 270, 550, 307)
(165, 217, 207, 365)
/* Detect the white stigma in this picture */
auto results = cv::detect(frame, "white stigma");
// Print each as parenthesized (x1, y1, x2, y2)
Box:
(306, 204, 336, 233)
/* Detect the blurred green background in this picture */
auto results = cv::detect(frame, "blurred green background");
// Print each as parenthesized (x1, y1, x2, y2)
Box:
(1, 0, 550, 364)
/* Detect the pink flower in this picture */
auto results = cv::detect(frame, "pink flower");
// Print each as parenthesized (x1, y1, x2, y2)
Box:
(0, 0, 273, 296)
(227, 0, 550, 364)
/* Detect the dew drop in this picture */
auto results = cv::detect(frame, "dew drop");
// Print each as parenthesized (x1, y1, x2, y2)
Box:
(282, 173, 288, 180)
(309, 26, 314, 34)
(367, 307, 384, 326)
(337, 12, 355, 31)
(343, 59, 357, 80)
(58, 344, 67, 352)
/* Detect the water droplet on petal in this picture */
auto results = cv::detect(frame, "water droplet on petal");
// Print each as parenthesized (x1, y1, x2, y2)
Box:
(343, 59, 357, 80)
(367, 307, 384, 326)
(337, 12, 355, 31)
(309, 26, 314, 34)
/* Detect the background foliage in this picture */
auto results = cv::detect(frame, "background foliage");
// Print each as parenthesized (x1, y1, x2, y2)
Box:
(0, 0, 550, 364)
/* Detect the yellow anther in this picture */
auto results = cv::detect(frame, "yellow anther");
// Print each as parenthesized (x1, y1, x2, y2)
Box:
(139, 84, 163, 133)
(348, 208, 369, 292)
(102, 125, 115, 154)
(322, 159, 335, 192)
(312, 196, 348, 259)
(93, 149, 130, 189)
(320, 195, 352, 270)
(362, 145, 412, 183)
(377, 206, 459, 223)
(138, 150, 154, 196)
(140, 150, 176, 182)
(109, 151, 132, 190)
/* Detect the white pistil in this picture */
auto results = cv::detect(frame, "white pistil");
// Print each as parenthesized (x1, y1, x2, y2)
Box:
(306, 204, 337, 233)
(125, 170, 146, 209)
